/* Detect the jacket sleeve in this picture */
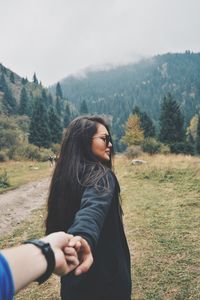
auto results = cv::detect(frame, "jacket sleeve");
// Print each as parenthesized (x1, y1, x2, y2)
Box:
(68, 171, 115, 252)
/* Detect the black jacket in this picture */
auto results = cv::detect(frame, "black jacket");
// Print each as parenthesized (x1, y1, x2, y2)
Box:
(61, 171, 132, 300)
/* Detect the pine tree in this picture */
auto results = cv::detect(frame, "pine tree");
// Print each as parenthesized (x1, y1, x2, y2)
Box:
(48, 107, 63, 144)
(33, 72, 38, 84)
(63, 103, 71, 128)
(196, 114, 200, 154)
(132, 106, 155, 137)
(121, 114, 144, 146)
(29, 98, 51, 148)
(80, 100, 88, 114)
(55, 96, 62, 116)
(10, 72, 15, 84)
(21, 77, 27, 85)
(0, 74, 6, 92)
(1, 75, 17, 114)
(55, 82, 64, 114)
(41, 89, 49, 106)
(56, 82, 63, 99)
(18, 87, 29, 115)
(48, 94, 53, 106)
(159, 93, 185, 144)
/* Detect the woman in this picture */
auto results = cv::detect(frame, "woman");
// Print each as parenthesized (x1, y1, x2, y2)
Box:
(46, 115, 132, 300)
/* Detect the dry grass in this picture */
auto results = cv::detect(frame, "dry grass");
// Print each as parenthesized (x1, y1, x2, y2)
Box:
(1, 154, 200, 299)
(0, 160, 52, 194)
(115, 154, 200, 299)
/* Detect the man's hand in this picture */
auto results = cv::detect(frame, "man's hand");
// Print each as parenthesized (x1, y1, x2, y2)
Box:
(41, 232, 80, 276)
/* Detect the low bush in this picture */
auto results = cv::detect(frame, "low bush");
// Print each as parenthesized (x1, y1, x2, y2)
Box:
(142, 138, 161, 154)
(159, 143, 171, 155)
(170, 142, 195, 155)
(0, 170, 10, 188)
(7, 144, 51, 162)
(0, 151, 9, 162)
(125, 145, 143, 158)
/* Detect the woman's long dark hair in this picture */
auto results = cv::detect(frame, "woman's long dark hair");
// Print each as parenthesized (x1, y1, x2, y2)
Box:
(46, 115, 114, 234)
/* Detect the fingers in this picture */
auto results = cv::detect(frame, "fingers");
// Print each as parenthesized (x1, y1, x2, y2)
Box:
(64, 246, 78, 258)
(67, 236, 82, 251)
(65, 236, 93, 276)
(68, 236, 82, 247)
(65, 255, 80, 274)
(79, 238, 91, 254)
(42, 232, 74, 249)
(65, 255, 79, 267)
(75, 253, 93, 275)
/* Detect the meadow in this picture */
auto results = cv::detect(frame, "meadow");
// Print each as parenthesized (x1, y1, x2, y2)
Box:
(0, 160, 52, 193)
(0, 154, 200, 299)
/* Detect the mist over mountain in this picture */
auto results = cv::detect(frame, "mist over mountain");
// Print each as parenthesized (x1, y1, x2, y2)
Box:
(1, 51, 200, 152)
(50, 52, 200, 134)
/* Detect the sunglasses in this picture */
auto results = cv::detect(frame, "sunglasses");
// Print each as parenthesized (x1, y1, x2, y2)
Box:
(93, 135, 112, 147)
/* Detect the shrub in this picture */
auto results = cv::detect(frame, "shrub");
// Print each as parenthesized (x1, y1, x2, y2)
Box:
(37, 148, 50, 162)
(0, 151, 9, 162)
(51, 143, 61, 156)
(125, 145, 143, 158)
(0, 170, 10, 188)
(170, 142, 195, 155)
(142, 138, 161, 155)
(159, 144, 171, 155)
(7, 144, 50, 161)
(0, 129, 22, 149)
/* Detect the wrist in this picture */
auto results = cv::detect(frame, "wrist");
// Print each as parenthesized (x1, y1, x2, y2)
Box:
(23, 239, 55, 284)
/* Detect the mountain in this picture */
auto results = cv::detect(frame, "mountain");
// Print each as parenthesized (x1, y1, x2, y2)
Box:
(0, 64, 54, 116)
(50, 51, 200, 138)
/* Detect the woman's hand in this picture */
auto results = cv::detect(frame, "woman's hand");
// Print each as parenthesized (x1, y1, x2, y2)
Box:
(66, 236, 94, 275)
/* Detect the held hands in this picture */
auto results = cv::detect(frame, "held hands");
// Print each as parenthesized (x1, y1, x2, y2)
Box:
(66, 235, 94, 276)
(41, 232, 93, 277)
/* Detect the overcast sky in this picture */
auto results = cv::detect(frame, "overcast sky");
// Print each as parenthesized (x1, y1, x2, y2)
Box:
(0, 0, 200, 86)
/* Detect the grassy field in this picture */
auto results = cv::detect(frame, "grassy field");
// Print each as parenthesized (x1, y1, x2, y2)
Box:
(1, 154, 200, 299)
(0, 160, 52, 193)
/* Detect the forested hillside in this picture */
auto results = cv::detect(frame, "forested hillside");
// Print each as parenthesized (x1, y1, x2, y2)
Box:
(51, 52, 200, 137)
(1, 52, 200, 157)
(0, 64, 73, 161)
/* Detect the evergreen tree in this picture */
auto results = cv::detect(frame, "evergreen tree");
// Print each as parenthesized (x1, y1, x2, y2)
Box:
(41, 89, 49, 106)
(55, 96, 62, 116)
(0, 74, 6, 92)
(10, 72, 15, 84)
(63, 103, 71, 128)
(132, 106, 155, 137)
(1, 75, 17, 114)
(29, 98, 51, 148)
(33, 72, 38, 84)
(55, 82, 64, 114)
(1, 66, 7, 75)
(48, 94, 53, 106)
(196, 114, 200, 154)
(159, 93, 185, 144)
(56, 82, 63, 99)
(21, 77, 27, 85)
(18, 87, 30, 115)
(80, 100, 88, 114)
(48, 107, 63, 144)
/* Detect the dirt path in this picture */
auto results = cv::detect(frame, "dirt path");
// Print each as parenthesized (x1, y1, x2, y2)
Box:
(0, 177, 50, 236)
